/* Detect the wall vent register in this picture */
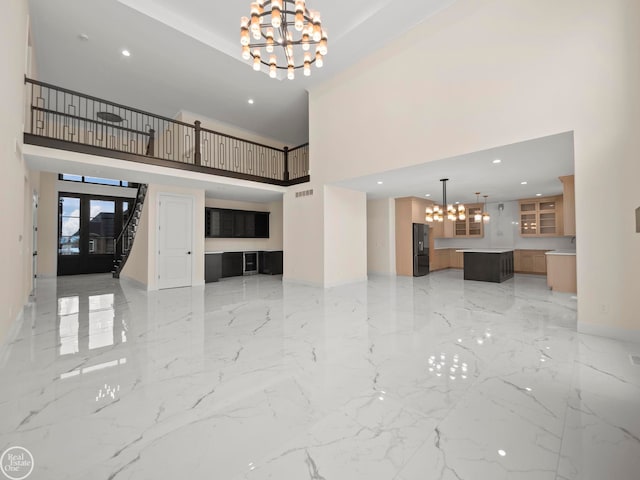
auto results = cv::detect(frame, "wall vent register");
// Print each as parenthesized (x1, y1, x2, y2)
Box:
(295, 189, 314, 198)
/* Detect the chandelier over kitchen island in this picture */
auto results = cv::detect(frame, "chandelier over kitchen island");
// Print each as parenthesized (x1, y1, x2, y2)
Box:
(425, 178, 466, 223)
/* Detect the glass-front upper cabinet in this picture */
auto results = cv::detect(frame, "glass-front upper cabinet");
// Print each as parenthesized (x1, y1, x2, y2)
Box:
(519, 197, 562, 237)
(453, 204, 483, 238)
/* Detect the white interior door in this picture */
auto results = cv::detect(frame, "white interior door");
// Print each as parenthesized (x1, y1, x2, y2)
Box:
(158, 194, 193, 289)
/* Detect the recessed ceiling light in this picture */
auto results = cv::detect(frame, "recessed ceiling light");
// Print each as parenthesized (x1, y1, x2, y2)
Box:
(498, 450, 506, 457)
(377, 181, 383, 185)
(521, 181, 528, 185)
(492, 159, 501, 164)
(425, 194, 431, 197)
(78, 33, 89, 41)
(248, 99, 254, 104)
(536, 193, 542, 197)
(455, 201, 460, 205)
(121, 49, 131, 57)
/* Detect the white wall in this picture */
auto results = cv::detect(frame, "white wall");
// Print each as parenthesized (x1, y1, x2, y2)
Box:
(435, 201, 575, 250)
(177, 111, 289, 150)
(324, 186, 368, 287)
(37, 172, 57, 277)
(283, 182, 324, 286)
(204, 198, 283, 252)
(367, 198, 396, 275)
(307, 0, 640, 337)
(0, 0, 36, 343)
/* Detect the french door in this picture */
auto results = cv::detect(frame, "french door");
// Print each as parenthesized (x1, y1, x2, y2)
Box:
(58, 193, 134, 275)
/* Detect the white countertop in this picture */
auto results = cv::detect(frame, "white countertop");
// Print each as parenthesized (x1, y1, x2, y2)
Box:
(545, 250, 576, 256)
(456, 249, 514, 254)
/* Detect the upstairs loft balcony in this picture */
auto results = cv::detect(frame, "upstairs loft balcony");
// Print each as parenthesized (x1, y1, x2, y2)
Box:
(23, 78, 309, 187)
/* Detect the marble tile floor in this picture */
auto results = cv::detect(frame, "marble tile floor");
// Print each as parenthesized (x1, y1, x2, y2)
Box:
(1, 270, 639, 479)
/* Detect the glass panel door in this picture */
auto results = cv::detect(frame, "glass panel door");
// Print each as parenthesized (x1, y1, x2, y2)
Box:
(58, 193, 134, 275)
(468, 207, 482, 236)
(539, 212, 557, 234)
(59, 196, 81, 255)
(520, 213, 537, 235)
(88, 199, 115, 254)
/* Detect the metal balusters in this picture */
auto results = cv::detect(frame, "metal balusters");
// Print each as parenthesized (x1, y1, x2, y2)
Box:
(24, 78, 308, 185)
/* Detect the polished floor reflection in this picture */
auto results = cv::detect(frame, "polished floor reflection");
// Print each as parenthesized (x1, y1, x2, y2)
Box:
(1, 271, 639, 479)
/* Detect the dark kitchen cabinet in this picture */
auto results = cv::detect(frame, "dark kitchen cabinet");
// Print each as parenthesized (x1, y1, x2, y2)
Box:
(221, 252, 243, 278)
(255, 213, 269, 238)
(259, 251, 283, 275)
(205, 208, 269, 238)
(220, 211, 234, 237)
(204, 253, 222, 283)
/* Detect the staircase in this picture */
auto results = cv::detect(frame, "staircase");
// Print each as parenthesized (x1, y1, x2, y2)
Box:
(113, 183, 148, 278)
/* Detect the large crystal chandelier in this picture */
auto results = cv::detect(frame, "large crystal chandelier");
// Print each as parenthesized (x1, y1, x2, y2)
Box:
(425, 179, 466, 223)
(240, 0, 327, 80)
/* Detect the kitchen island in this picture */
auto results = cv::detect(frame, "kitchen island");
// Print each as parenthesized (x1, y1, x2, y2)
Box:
(457, 249, 514, 283)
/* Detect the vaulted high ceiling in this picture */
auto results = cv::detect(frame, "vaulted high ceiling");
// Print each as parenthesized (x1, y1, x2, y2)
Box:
(29, 0, 457, 146)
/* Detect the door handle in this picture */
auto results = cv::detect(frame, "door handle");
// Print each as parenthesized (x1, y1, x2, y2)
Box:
(187, 251, 191, 255)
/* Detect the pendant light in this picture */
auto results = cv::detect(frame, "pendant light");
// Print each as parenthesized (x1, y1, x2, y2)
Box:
(474, 193, 482, 222)
(425, 179, 465, 223)
(482, 195, 490, 223)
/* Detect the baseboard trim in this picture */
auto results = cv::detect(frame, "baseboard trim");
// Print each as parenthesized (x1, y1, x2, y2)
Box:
(36, 273, 57, 279)
(578, 321, 640, 344)
(282, 277, 324, 288)
(324, 276, 368, 289)
(0, 309, 25, 368)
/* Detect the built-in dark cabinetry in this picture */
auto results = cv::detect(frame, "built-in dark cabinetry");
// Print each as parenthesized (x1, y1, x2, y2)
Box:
(221, 252, 244, 278)
(205, 208, 269, 238)
(259, 251, 283, 275)
(205, 253, 222, 283)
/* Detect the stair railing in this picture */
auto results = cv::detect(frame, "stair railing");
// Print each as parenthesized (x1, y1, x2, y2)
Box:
(113, 183, 148, 278)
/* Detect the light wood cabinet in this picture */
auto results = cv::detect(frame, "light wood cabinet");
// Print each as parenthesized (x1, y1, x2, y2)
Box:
(449, 250, 463, 269)
(430, 219, 454, 238)
(453, 204, 483, 238)
(546, 254, 577, 293)
(559, 175, 575, 236)
(430, 249, 451, 271)
(519, 196, 563, 237)
(514, 249, 550, 274)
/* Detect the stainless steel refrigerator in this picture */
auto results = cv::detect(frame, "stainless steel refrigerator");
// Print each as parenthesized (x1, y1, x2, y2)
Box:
(413, 223, 429, 276)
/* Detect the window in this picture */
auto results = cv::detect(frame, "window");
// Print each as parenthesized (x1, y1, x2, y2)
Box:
(59, 174, 132, 188)
(59, 196, 80, 255)
(89, 199, 115, 254)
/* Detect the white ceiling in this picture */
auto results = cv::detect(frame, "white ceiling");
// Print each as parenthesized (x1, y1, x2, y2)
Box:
(333, 132, 575, 204)
(28, 0, 457, 147)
